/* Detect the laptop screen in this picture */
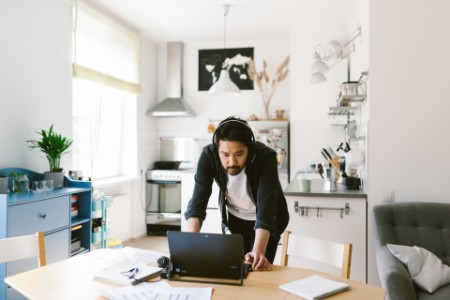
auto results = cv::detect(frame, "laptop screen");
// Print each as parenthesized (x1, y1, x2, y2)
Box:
(167, 231, 246, 281)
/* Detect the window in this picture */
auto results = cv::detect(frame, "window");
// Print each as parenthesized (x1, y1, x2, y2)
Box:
(72, 79, 136, 180)
(72, 1, 140, 181)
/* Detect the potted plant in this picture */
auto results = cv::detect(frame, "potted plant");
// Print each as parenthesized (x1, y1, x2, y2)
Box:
(27, 125, 73, 188)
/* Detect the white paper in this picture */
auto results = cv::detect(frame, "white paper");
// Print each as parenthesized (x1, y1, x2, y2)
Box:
(93, 260, 163, 286)
(102, 282, 213, 300)
(279, 275, 350, 300)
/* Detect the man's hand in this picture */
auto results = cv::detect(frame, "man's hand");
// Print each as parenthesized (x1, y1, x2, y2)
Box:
(245, 250, 272, 271)
(245, 228, 272, 271)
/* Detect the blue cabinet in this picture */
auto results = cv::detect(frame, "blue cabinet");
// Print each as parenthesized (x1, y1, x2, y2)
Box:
(0, 168, 92, 299)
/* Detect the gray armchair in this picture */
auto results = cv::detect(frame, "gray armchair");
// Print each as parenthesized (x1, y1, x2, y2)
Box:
(373, 202, 450, 300)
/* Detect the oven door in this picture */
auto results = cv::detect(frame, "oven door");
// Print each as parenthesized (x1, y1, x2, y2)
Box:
(145, 179, 181, 226)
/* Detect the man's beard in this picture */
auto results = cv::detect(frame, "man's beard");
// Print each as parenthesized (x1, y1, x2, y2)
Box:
(226, 166, 242, 175)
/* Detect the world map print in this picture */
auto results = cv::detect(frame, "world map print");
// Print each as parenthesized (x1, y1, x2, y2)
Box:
(198, 47, 254, 91)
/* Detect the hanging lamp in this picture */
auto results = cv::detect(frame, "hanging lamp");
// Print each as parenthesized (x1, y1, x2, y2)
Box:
(209, 4, 240, 94)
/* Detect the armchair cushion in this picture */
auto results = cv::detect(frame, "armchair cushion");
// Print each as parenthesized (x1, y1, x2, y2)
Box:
(387, 244, 450, 293)
(373, 202, 450, 300)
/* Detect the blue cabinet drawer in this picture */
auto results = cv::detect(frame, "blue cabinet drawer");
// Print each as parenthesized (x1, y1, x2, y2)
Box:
(8, 196, 70, 236)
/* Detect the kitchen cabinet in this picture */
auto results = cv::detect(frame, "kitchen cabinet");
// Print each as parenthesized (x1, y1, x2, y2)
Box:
(0, 168, 92, 299)
(181, 171, 222, 234)
(284, 178, 367, 283)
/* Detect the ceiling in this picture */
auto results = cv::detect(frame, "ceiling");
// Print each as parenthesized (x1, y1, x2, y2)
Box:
(86, 0, 359, 44)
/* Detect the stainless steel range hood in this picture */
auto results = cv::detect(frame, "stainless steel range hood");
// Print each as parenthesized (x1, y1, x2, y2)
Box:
(147, 42, 196, 117)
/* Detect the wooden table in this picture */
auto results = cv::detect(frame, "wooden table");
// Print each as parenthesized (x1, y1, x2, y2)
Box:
(5, 250, 385, 300)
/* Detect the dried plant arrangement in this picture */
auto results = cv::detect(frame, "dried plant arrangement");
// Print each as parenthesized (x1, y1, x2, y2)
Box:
(247, 56, 290, 120)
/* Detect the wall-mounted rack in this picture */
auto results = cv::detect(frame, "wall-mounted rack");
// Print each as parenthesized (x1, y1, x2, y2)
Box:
(294, 201, 350, 218)
(328, 106, 355, 116)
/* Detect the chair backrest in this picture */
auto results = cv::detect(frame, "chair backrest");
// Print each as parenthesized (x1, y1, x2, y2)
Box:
(0, 232, 46, 267)
(373, 202, 450, 266)
(280, 230, 352, 279)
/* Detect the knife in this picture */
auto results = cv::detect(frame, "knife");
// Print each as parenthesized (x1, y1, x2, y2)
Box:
(322, 148, 332, 160)
(328, 147, 337, 158)
(321, 150, 329, 161)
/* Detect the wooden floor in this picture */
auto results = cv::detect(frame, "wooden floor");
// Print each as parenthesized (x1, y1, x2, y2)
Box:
(123, 235, 170, 254)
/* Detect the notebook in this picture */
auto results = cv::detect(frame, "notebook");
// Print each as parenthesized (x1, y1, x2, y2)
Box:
(279, 275, 350, 300)
(94, 260, 163, 286)
(166, 231, 251, 286)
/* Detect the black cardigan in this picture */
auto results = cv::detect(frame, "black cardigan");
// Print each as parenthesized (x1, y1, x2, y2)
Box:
(184, 141, 289, 239)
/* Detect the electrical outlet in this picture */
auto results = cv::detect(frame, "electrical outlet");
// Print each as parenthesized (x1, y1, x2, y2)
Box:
(382, 191, 395, 203)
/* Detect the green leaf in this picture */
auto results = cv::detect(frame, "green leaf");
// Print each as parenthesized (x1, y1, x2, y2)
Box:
(26, 124, 73, 171)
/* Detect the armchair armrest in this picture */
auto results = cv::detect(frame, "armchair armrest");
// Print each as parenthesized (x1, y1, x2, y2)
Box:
(376, 245, 417, 300)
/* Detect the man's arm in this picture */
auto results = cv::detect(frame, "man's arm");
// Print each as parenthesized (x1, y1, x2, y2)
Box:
(185, 217, 201, 232)
(244, 228, 271, 271)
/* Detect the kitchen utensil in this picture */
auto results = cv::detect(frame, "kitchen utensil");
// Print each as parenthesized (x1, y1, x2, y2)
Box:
(329, 155, 341, 170)
(336, 142, 351, 153)
(321, 148, 340, 170)
(327, 147, 336, 158)
(345, 120, 357, 139)
(321, 151, 329, 161)
(322, 148, 332, 160)
(318, 164, 324, 178)
(324, 167, 337, 191)
(339, 156, 347, 179)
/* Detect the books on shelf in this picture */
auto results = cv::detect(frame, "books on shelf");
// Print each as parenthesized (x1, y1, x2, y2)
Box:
(279, 275, 350, 300)
(94, 260, 163, 286)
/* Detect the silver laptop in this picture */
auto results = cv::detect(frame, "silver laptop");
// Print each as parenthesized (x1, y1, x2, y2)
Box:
(166, 231, 251, 286)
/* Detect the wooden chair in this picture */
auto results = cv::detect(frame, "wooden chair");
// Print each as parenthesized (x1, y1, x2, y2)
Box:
(0, 232, 46, 267)
(280, 230, 352, 279)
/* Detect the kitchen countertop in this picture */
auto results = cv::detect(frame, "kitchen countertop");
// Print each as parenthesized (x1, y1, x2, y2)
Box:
(284, 175, 366, 199)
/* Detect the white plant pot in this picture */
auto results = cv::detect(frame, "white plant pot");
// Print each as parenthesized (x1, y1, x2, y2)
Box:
(44, 171, 64, 189)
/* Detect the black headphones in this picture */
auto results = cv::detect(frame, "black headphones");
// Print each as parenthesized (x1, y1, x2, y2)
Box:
(212, 116, 256, 163)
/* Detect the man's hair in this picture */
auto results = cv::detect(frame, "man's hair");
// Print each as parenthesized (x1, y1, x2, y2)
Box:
(213, 116, 255, 154)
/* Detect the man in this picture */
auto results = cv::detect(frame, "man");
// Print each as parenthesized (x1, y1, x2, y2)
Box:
(184, 116, 290, 271)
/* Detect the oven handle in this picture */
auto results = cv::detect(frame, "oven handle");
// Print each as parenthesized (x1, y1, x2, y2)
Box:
(147, 179, 181, 184)
(154, 213, 182, 219)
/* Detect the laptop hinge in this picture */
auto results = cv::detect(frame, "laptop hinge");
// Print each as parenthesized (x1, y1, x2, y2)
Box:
(167, 260, 244, 286)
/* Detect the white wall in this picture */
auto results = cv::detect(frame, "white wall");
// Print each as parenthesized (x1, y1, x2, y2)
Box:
(0, 0, 73, 171)
(368, 0, 450, 285)
(290, 26, 351, 177)
(155, 40, 291, 139)
(289, 20, 369, 178)
(0, 0, 160, 242)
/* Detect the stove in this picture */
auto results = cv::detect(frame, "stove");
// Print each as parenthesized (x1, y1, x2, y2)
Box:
(145, 168, 186, 236)
(144, 137, 207, 235)
(146, 169, 183, 182)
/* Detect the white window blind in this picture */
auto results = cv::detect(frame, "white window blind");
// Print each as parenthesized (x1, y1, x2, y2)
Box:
(72, 0, 141, 94)
(72, 0, 138, 181)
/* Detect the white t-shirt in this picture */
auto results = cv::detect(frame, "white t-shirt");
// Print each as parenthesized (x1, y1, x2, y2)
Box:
(225, 168, 256, 221)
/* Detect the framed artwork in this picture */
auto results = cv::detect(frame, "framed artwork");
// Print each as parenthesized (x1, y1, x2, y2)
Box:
(198, 47, 254, 91)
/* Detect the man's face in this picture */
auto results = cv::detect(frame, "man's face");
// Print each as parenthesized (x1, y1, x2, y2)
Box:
(218, 140, 248, 175)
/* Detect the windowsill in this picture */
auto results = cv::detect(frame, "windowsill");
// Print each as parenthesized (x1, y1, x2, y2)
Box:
(92, 175, 140, 188)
